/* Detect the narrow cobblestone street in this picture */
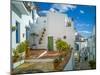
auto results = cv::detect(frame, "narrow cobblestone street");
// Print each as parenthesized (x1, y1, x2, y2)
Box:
(74, 60, 91, 70)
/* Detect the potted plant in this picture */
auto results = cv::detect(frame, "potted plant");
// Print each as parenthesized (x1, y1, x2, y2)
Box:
(13, 49, 19, 63)
(11, 26, 16, 31)
(39, 41, 42, 44)
(41, 34, 44, 37)
(89, 60, 96, 69)
(43, 28, 46, 31)
(67, 21, 71, 27)
(40, 37, 43, 41)
(54, 58, 60, 69)
(16, 41, 29, 60)
(55, 39, 70, 56)
(42, 31, 45, 34)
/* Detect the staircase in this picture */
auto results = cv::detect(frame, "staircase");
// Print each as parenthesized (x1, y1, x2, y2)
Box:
(38, 28, 46, 44)
(38, 28, 47, 49)
(30, 27, 47, 49)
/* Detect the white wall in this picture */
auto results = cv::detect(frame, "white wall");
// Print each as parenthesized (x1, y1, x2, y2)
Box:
(46, 11, 75, 69)
(87, 26, 96, 60)
(11, 3, 34, 69)
(12, 6, 33, 54)
(30, 11, 75, 50)
(12, 10, 22, 49)
(64, 51, 74, 70)
(47, 11, 75, 50)
(29, 16, 48, 49)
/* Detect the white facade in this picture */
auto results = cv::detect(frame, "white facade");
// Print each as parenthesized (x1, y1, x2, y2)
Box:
(29, 16, 48, 49)
(12, 1, 76, 70)
(87, 26, 96, 61)
(11, 1, 33, 68)
(30, 11, 75, 70)
(30, 11, 75, 51)
(11, 1, 33, 51)
(47, 11, 75, 50)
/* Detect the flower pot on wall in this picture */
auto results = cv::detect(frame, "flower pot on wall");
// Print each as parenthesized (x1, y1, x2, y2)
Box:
(41, 34, 44, 37)
(39, 41, 42, 44)
(42, 31, 45, 34)
(67, 21, 71, 27)
(43, 28, 46, 31)
(11, 26, 16, 32)
(40, 38, 43, 41)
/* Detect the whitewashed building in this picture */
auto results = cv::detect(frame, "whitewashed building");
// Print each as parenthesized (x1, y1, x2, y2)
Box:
(11, 1, 34, 68)
(87, 26, 96, 61)
(30, 10, 75, 51)
(12, 1, 76, 70)
(11, 1, 34, 50)
(29, 10, 75, 70)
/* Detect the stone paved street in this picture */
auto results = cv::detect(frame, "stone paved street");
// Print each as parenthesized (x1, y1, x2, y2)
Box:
(74, 60, 91, 70)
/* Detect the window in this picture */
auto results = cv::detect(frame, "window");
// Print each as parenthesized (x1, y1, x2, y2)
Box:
(16, 21, 20, 43)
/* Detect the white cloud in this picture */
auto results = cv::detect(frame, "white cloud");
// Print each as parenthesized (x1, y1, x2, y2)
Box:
(38, 10, 49, 14)
(52, 4, 77, 13)
(86, 24, 90, 27)
(78, 31, 91, 34)
(49, 8, 56, 12)
(66, 5, 77, 9)
(38, 4, 77, 15)
(80, 10, 85, 14)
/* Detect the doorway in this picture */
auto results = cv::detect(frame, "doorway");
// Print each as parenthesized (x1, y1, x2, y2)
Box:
(48, 36, 54, 50)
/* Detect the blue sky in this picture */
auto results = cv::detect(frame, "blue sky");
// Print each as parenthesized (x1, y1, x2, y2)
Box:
(34, 2, 96, 38)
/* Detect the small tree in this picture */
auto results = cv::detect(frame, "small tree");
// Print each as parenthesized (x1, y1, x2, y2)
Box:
(55, 39, 70, 61)
(89, 60, 96, 69)
(55, 39, 70, 52)
(16, 41, 29, 53)
(67, 21, 71, 27)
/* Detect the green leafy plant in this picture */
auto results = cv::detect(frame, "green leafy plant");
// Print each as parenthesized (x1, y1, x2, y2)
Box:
(12, 41, 29, 62)
(89, 60, 96, 69)
(13, 49, 19, 62)
(13, 49, 19, 57)
(11, 26, 16, 31)
(31, 33, 38, 36)
(55, 39, 70, 52)
(67, 21, 71, 27)
(16, 41, 29, 53)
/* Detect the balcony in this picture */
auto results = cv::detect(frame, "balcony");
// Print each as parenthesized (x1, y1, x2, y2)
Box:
(11, 1, 30, 15)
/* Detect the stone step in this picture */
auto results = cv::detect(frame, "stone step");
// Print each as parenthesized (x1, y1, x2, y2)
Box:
(25, 58, 55, 63)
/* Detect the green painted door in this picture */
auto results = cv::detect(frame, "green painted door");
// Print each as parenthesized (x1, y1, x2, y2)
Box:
(48, 36, 54, 50)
